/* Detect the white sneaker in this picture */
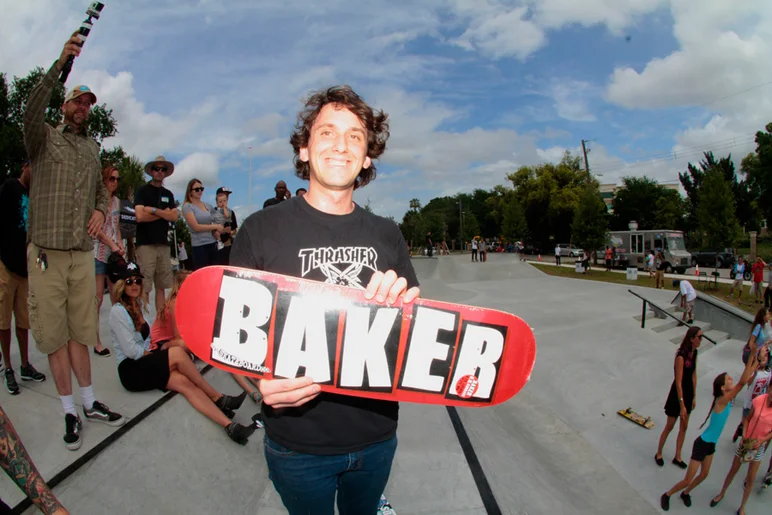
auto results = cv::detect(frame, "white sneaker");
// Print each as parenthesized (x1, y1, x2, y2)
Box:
(377, 495, 396, 515)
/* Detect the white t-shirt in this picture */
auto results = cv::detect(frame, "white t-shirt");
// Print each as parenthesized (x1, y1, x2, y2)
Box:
(745, 369, 771, 410)
(472, 241, 478, 250)
(555, 246, 560, 256)
(680, 280, 697, 302)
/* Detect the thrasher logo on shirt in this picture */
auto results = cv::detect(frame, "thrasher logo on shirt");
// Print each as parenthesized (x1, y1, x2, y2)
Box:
(298, 246, 378, 289)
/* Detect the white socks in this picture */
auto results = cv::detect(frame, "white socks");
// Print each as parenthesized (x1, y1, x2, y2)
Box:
(80, 385, 95, 410)
(60, 395, 77, 416)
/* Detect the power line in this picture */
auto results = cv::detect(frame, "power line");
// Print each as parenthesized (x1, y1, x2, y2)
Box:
(589, 134, 758, 176)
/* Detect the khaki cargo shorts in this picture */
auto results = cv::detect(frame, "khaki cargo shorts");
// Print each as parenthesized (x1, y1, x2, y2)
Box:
(135, 244, 173, 294)
(27, 243, 98, 355)
(0, 260, 29, 330)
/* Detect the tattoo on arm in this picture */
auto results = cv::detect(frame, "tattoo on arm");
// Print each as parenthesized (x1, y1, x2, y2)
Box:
(0, 405, 64, 514)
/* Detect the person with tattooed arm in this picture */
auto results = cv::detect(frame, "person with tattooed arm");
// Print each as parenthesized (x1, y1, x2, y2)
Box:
(0, 403, 68, 514)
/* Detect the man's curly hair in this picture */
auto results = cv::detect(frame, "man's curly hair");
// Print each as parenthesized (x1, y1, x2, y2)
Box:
(290, 86, 390, 190)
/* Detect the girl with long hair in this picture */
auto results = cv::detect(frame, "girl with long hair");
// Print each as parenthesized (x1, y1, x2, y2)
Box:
(93, 163, 124, 356)
(659, 354, 759, 510)
(181, 179, 224, 270)
(655, 326, 702, 469)
(109, 263, 255, 444)
(710, 387, 772, 514)
(742, 307, 771, 364)
(150, 270, 191, 354)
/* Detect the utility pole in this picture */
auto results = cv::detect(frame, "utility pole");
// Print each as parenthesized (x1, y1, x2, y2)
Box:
(248, 145, 253, 213)
(581, 139, 590, 180)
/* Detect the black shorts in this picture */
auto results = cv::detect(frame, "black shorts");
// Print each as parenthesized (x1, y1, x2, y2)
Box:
(690, 436, 716, 462)
(117, 349, 170, 392)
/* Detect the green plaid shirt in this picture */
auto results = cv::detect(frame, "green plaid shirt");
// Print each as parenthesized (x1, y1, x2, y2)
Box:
(23, 63, 108, 252)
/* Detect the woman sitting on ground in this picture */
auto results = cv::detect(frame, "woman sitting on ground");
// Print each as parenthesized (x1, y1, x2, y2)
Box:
(150, 270, 192, 354)
(110, 262, 254, 445)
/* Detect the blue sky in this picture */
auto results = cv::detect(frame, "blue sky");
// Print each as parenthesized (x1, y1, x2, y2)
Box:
(3, 1, 771, 223)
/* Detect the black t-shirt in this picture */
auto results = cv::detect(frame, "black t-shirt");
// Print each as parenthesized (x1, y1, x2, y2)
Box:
(0, 179, 29, 277)
(263, 197, 285, 209)
(230, 196, 418, 455)
(133, 183, 176, 246)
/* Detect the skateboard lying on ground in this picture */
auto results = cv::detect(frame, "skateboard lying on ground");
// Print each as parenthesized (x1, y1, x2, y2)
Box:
(175, 266, 537, 407)
(617, 407, 654, 429)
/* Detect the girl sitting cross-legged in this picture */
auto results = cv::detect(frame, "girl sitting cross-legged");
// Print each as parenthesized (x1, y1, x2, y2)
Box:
(110, 261, 254, 445)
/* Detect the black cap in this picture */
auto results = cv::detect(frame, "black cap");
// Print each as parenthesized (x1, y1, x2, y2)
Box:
(117, 261, 144, 281)
(216, 186, 232, 196)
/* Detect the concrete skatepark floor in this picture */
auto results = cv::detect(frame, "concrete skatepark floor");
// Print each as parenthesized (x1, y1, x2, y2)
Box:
(1, 253, 766, 514)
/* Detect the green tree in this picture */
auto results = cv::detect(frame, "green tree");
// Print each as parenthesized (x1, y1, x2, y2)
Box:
(695, 168, 741, 249)
(654, 189, 686, 229)
(680, 151, 760, 233)
(571, 183, 608, 256)
(1, 67, 118, 180)
(501, 194, 527, 243)
(611, 177, 683, 230)
(744, 124, 772, 226)
(506, 151, 586, 247)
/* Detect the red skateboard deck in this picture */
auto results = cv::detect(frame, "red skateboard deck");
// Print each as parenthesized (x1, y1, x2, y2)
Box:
(175, 266, 536, 407)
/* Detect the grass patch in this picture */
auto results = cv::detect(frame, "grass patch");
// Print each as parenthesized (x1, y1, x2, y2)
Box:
(531, 263, 762, 316)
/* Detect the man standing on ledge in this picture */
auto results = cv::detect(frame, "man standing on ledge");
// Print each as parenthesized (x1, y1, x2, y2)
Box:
(231, 86, 419, 514)
(24, 33, 125, 451)
(263, 180, 291, 208)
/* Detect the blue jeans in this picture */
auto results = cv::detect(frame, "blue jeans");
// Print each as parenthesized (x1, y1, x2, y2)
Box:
(264, 434, 397, 515)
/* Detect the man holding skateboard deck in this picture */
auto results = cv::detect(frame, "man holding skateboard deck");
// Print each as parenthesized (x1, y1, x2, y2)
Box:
(230, 86, 418, 514)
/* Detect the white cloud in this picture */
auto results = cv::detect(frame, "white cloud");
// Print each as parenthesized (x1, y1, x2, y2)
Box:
(551, 80, 597, 122)
(529, 0, 667, 33)
(604, 0, 772, 179)
(451, 3, 546, 60)
(165, 152, 220, 199)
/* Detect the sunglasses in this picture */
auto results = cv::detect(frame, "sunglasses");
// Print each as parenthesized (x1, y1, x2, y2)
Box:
(192, 187, 205, 193)
(125, 278, 143, 286)
(152, 166, 167, 172)
(108, 176, 121, 183)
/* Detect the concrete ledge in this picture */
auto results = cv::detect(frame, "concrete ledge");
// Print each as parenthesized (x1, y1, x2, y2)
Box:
(673, 291, 752, 341)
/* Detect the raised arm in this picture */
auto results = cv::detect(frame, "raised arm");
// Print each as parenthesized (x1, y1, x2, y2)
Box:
(0, 404, 69, 514)
(726, 354, 760, 401)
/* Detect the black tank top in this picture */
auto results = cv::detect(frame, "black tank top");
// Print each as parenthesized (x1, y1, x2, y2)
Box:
(140, 322, 150, 341)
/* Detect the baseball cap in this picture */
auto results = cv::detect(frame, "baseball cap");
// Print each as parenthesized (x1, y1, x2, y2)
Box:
(216, 187, 232, 196)
(64, 85, 97, 104)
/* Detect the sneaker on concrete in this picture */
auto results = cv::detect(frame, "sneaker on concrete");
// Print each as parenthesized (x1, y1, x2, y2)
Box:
(378, 494, 397, 515)
(64, 414, 82, 451)
(5, 369, 19, 395)
(216, 391, 247, 411)
(225, 422, 255, 445)
(84, 401, 125, 427)
(20, 363, 46, 382)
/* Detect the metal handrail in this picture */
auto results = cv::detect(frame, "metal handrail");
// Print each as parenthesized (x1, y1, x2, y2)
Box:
(628, 289, 717, 345)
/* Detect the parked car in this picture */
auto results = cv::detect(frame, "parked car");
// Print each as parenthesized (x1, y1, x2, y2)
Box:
(690, 248, 737, 269)
(557, 244, 583, 257)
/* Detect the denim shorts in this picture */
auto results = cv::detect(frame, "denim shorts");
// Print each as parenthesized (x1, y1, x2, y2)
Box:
(95, 258, 108, 275)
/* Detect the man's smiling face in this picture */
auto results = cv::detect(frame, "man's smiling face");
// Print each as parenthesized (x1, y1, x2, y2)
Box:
(299, 104, 371, 192)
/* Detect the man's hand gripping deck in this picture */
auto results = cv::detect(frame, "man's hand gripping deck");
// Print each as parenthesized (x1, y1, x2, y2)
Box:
(175, 266, 536, 407)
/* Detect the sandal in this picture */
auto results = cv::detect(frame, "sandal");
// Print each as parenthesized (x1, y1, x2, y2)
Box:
(709, 494, 723, 508)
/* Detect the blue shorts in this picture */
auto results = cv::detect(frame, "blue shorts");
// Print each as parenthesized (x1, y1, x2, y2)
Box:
(95, 258, 108, 275)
